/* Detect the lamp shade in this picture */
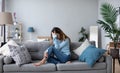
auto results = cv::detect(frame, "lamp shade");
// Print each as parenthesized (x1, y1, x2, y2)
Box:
(0, 12, 13, 25)
(28, 27, 34, 32)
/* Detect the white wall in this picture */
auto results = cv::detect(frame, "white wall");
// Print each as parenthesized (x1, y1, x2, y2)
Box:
(5, 0, 98, 42)
(98, 0, 120, 49)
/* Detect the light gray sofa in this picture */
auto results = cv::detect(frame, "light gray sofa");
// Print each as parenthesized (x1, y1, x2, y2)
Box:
(0, 41, 112, 73)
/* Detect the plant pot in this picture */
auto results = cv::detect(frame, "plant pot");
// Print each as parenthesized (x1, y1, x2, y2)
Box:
(110, 49, 119, 58)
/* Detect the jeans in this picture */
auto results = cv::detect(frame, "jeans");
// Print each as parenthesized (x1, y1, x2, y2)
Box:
(47, 46, 70, 64)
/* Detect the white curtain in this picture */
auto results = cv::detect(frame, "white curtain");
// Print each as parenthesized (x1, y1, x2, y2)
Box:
(0, 0, 4, 42)
(0, 0, 2, 37)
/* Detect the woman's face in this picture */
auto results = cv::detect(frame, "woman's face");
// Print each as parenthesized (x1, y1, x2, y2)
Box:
(52, 31, 60, 39)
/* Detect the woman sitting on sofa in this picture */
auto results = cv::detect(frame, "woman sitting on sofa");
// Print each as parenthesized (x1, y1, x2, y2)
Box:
(34, 27, 71, 66)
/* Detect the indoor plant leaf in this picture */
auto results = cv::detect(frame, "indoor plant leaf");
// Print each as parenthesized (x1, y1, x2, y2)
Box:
(97, 3, 120, 49)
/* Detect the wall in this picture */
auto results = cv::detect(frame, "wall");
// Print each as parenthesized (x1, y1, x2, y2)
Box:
(98, 0, 120, 48)
(5, 0, 98, 42)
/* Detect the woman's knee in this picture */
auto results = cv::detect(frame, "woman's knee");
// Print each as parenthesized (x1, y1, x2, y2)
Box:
(48, 46, 54, 52)
(47, 57, 59, 64)
(61, 55, 70, 63)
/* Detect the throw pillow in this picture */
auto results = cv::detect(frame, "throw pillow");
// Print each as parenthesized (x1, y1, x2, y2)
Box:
(0, 40, 19, 56)
(79, 45, 106, 67)
(73, 39, 90, 56)
(8, 45, 32, 66)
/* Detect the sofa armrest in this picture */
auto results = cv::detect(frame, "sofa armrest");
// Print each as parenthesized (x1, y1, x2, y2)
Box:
(105, 55, 112, 73)
(0, 55, 4, 73)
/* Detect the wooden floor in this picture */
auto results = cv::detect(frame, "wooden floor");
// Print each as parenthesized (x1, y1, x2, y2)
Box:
(115, 59, 120, 73)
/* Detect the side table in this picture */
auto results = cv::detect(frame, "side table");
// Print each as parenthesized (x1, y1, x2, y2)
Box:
(110, 49, 120, 73)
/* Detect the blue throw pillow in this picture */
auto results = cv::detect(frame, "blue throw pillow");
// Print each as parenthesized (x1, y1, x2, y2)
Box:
(79, 45, 106, 67)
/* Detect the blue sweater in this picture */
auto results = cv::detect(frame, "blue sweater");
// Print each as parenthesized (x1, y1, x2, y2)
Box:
(53, 38, 70, 55)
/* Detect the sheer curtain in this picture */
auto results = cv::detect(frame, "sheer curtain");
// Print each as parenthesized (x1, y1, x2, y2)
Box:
(0, 0, 5, 45)
(0, 0, 3, 43)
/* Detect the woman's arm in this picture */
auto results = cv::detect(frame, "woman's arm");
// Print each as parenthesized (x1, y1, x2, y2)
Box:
(53, 38, 69, 49)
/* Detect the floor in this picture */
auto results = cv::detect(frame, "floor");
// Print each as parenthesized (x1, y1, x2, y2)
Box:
(115, 59, 120, 73)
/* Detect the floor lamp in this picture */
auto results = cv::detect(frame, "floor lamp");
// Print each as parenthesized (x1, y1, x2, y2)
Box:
(0, 12, 13, 46)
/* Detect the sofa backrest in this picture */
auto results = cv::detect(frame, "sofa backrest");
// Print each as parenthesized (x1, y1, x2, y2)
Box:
(24, 41, 95, 60)
(24, 41, 50, 60)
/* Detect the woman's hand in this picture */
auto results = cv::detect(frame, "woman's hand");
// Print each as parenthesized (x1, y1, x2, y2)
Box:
(52, 32, 57, 39)
(63, 34, 65, 40)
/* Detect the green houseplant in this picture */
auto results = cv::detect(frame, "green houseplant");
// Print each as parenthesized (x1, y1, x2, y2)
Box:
(78, 27, 88, 42)
(97, 3, 120, 73)
(97, 3, 120, 49)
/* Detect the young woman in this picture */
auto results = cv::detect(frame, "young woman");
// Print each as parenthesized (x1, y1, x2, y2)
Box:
(34, 27, 71, 66)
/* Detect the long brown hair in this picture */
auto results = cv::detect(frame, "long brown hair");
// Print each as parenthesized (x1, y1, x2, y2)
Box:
(50, 27, 71, 43)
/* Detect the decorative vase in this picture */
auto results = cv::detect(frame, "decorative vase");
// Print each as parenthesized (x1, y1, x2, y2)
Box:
(110, 49, 119, 59)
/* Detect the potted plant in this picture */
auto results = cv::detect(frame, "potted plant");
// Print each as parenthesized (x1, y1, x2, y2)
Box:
(97, 3, 120, 58)
(78, 27, 88, 42)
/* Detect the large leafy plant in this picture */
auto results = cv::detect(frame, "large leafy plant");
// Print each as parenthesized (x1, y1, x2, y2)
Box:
(97, 3, 120, 49)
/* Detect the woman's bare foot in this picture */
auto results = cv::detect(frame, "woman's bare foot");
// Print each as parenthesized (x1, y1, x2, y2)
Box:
(33, 61, 45, 66)
(33, 58, 46, 66)
(66, 61, 71, 64)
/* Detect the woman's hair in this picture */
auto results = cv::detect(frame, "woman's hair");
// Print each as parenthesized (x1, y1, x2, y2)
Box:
(50, 27, 70, 42)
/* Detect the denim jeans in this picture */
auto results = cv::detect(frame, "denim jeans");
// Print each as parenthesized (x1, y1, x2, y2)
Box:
(47, 46, 70, 64)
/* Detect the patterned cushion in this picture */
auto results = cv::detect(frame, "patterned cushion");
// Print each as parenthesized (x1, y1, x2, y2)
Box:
(8, 45, 32, 66)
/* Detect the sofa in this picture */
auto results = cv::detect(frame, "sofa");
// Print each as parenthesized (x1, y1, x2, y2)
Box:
(0, 41, 112, 73)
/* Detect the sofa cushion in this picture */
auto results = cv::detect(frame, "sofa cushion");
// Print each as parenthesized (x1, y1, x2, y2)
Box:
(24, 41, 50, 60)
(56, 61, 106, 71)
(8, 45, 32, 66)
(4, 61, 56, 72)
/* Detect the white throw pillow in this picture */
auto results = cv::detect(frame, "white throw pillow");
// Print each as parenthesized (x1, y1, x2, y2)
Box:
(73, 39, 90, 56)
(0, 40, 19, 56)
